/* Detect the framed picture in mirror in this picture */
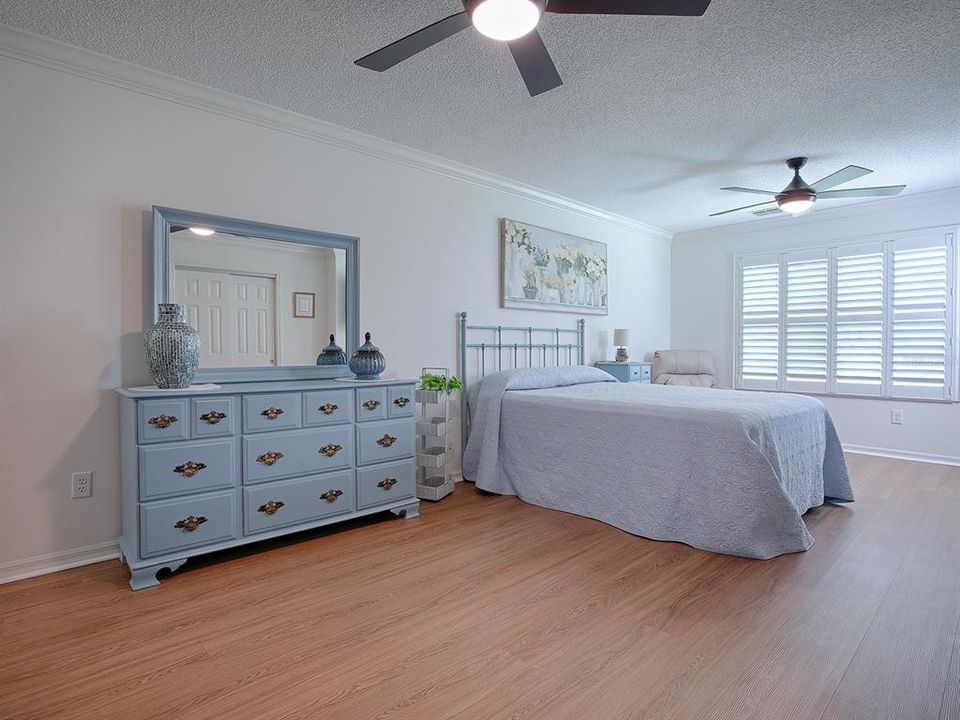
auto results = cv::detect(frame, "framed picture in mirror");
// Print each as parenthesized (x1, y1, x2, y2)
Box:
(293, 291, 316, 318)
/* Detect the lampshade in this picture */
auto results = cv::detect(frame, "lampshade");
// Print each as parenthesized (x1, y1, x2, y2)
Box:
(613, 329, 630, 346)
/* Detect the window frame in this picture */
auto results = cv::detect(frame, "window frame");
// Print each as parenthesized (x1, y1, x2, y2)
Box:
(734, 227, 958, 403)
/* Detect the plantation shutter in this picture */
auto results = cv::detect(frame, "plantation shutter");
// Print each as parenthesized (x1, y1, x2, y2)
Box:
(889, 233, 956, 399)
(834, 243, 885, 396)
(784, 250, 829, 393)
(736, 229, 955, 401)
(738, 255, 780, 390)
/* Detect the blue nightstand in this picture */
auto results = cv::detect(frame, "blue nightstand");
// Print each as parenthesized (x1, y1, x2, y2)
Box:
(595, 361, 652, 383)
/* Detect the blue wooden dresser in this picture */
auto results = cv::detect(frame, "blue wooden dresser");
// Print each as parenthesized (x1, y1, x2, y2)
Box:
(117, 379, 419, 590)
(595, 361, 652, 383)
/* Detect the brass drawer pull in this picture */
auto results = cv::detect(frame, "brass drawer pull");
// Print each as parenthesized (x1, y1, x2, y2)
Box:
(199, 411, 227, 425)
(258, 500, 285, 516)
(377, 434, 397, 448)
(174, 515, 207, 532)
(148, 414, 178, 429)
(318, 403, 339, 416)
(319, 443, 343, 457)
(260, 407, 285, 420)
(256, 451, 284, 466)
(362, 399, 381, 411)
(320, 489, 343, 503)
(393, 397, 410, 408)
(378, 478, 398, 491)
(173, 461, 207, 477)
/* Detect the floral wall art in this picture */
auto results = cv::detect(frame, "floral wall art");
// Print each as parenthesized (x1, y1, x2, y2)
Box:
(501, 218, 608, 315)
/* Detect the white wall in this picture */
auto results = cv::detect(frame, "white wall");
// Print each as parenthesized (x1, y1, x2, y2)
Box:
(672, 189, 960, 464)
(0, 40, 671, 574)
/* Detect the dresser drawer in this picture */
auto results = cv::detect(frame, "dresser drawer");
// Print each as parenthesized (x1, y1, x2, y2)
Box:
(242, 393, 301, 433)
(191, 397, 236, 438)
(243, 427, 352, 484)
(633, 364, 651, 383)
(355, 387, 387, 421)
(303, 389, 354, 427)
(138, 399, 190, 444)
(357, 459, 415, 510)
(140, 490, 236, 558)
(357, 419, 415, 466)
(139, 439, 236, 501)
(243, 470, 355, 535)
(387, 385, 415, 418)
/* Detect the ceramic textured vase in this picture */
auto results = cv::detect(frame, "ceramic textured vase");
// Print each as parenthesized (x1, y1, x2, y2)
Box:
(317, 334, 347, 366)
(349, 332, 386, 380)
(144, 303, 201, 389)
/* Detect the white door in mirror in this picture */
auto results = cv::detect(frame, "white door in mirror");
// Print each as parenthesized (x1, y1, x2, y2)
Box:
(175, 269, 276, 368)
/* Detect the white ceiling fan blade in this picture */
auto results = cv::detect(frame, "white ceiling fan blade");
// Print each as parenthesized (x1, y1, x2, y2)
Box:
(811, 165, 872, 191)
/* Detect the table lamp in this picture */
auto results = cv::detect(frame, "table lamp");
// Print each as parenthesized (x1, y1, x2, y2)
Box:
(613, 329, 630, 362)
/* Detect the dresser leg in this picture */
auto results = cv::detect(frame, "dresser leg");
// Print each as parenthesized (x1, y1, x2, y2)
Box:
(390, 501, 420, 520)
(129, 558, 187, 591)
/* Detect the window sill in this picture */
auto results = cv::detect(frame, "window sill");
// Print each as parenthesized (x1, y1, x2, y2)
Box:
(734, 386, 958, 405)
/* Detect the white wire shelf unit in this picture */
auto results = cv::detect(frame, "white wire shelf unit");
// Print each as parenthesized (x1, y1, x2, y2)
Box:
(415, 367, 455, 501)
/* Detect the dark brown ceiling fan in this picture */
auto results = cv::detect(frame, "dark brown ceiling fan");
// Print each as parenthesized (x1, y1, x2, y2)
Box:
(711, 157, 907, 217)
(355, 0, 712, 97)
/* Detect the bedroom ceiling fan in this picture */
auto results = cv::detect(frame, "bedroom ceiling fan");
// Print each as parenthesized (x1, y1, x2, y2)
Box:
(354, 0, 712, 97)
(710, 157, 907, 217)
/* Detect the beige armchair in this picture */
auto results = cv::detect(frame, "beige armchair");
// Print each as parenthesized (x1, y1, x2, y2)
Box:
(651, 350, 718, 388)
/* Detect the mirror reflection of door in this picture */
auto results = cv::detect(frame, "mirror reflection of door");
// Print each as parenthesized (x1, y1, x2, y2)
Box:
(169, 228, 346, 369)
(175, 268, 277, 368)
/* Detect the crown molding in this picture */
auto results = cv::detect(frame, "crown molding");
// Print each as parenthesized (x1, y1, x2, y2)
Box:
(0, 24, 672, 244)
(674, 186, 960, 244)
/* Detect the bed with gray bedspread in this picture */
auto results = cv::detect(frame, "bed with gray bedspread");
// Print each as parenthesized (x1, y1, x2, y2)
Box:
(462, 366, 853, 559)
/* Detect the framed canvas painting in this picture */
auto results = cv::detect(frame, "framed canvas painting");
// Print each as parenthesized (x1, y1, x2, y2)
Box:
(500, 218, 608, 315)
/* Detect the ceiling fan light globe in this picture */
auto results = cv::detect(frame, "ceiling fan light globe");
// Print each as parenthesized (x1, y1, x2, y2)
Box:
(471, 0, 541, 41)
(778, 196, 816, 215)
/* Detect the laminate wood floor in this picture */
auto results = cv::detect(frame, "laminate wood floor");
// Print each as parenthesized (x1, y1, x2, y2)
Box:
(1, 453, 958, 720)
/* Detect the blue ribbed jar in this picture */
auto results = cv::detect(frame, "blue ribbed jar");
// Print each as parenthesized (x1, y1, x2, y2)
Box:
(349, 332, 386, 380)
(144, 303, 201, 389)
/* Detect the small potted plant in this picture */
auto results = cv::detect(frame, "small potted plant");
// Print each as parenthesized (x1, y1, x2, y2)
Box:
(417, 372, 463, 405)
(522, 267, 539, 300)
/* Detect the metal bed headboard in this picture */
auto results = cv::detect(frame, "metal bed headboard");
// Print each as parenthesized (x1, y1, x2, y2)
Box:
(458, 311, 585, 452)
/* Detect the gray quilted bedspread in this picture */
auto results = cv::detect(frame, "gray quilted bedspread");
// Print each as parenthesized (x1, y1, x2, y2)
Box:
(462, 366, 853, 559)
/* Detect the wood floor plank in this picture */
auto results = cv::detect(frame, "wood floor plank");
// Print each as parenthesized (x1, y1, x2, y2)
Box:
(0, 454, 955, 720)
(940, 616, 960, 720)
(822, 463, 960, 720)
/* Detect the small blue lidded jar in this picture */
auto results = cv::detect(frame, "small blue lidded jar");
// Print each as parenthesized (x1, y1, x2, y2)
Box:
(316, 334, 347, 366)
(349, 332, 386, 380)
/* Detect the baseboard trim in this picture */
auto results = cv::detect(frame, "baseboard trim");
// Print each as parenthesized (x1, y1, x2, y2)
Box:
(843, 444, 960, 467)
(0, 541, 120, 585)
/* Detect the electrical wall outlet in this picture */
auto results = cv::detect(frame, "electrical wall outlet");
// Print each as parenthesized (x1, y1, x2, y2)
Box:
(890, 409, 904, 425)
(71, 471, 93, 498)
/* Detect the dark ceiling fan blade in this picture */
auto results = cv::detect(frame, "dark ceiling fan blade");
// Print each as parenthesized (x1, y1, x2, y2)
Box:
(817, 185, 907, 199)
(507, 30, 563, 97)
(355, 12, 472, 71)
(810, 165, 872, 191)
(546, 0, 711, 15)
(709, 200, 777, 217)
(720, 186, 778, 196)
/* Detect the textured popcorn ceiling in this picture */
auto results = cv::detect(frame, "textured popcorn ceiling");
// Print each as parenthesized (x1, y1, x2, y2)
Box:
(2, 0, 958, 231)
